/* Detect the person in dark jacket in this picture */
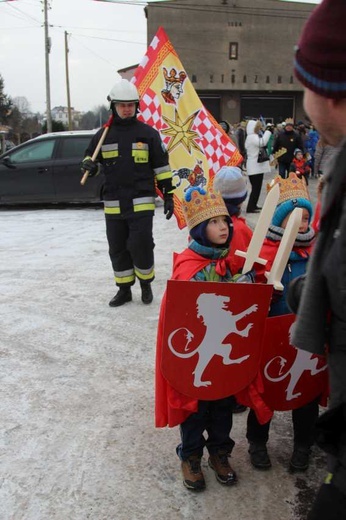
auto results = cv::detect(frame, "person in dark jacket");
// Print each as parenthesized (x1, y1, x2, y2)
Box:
(81, 79, 175, 307)
(292, 0, 346, 518)
(273, 119, 304, 179)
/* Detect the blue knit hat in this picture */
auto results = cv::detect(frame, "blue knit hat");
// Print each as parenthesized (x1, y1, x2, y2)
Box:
(268, 172, 313, 227)
(272, 198, 313, 227)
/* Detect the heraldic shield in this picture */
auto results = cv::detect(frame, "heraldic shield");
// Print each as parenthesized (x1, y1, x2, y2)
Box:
(260, 314, 329, 411)
(161, 280, 273, 400)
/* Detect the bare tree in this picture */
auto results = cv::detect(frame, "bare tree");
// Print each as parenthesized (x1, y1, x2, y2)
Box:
(12, 96, 31, 117)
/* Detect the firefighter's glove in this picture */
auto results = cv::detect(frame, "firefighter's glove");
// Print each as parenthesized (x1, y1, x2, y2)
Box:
(164, 193, 174, 220)
(81, 157, 98, 177)
(286, 274, 306, 314)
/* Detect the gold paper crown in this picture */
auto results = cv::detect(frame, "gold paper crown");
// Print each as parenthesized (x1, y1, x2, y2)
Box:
(182, 188, 228, 231)
(267, 172, 310, 204)
(285, 117, 294, 125)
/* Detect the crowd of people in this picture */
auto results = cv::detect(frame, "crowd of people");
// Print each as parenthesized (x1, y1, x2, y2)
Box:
(220, 117, 328, 218)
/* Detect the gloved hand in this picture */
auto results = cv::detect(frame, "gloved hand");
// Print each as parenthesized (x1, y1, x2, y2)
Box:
(81, 157, 98, 177)
(164, 193, 174, 220)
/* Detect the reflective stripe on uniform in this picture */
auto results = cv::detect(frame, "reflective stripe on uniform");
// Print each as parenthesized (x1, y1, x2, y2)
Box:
(132, 143, 149, 151)
(102, 143, 119, 159)
(104, 198, 155, 215)
(325, 472, 333, 484)
(155, 164, 173, 182)
(114, 268, 135, 285)
(134, 265, 155, 281)
(132, 142, 149, 163)
(104, 200, 120, 215)
(133, 196, 155, 213)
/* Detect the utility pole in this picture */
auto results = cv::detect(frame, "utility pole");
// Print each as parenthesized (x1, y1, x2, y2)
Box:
(44, 0, 52, 133)
(65, 31, 73, 130)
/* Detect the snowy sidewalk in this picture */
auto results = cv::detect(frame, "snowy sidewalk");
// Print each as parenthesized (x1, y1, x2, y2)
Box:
(1, 178, 324, 520)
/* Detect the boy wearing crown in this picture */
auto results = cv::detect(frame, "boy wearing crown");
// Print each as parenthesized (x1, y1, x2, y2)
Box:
(246, 173, 319, 472)
(155, 187, 252, 492)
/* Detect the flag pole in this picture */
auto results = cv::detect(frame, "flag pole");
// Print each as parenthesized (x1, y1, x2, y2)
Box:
(80, 115, 113, 186)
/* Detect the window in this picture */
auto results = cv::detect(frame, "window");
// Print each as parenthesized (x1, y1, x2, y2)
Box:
(10, 139, 55, 163)
(229, 42, 238, 60)
(60, 137, 91, 159)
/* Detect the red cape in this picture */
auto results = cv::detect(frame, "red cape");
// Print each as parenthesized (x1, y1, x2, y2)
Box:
(155, 246, 273, 428)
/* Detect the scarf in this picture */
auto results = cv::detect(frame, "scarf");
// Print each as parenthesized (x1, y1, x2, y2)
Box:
(266, 224, 315, 260)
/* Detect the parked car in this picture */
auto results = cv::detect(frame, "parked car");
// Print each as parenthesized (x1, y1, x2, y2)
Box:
(0, 130, 105, 205)
(5, 140, 16, 151)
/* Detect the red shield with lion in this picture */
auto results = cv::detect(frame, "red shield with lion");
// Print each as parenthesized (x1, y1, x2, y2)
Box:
(161, 280, 273, 400)
(260, 314, 329, 411)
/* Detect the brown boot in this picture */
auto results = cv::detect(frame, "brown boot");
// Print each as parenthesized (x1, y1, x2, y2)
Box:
(208, 451, 238, 485)
(181, 455, 206, 491)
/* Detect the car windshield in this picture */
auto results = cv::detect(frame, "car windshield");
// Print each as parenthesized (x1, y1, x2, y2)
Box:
(9, 139, 55, 163)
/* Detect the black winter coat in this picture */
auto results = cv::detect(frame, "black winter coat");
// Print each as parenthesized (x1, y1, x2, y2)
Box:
(273, 129, 304, 165)
(85, 117, 173, 218)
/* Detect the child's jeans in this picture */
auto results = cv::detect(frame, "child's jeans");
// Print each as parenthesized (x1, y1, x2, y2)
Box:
(176, 396, 235, 460)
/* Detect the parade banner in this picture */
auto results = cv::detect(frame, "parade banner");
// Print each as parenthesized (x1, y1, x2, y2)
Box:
(161, 280, 273, 400)
(132, 27, 243, 229)
(260, 314, 328, 411)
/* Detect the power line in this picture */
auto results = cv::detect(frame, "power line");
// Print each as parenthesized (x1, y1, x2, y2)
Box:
(4, 1, 42, 26)
(146, 1, 313, 20)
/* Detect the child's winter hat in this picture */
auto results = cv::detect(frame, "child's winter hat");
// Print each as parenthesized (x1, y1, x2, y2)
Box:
(182, 186, 228, 231)
(294, 0, 346, 99)
(267, 173, 313, 227)
(293, 148, 303, 157)
(213, 166, 247, 202)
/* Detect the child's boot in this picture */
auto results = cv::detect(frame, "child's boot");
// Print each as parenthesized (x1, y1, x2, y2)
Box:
(181, 455, 205, 491)
(248, 442, 272, 470)
(208, 450, 238, 485)
(289, 445, 311, 472)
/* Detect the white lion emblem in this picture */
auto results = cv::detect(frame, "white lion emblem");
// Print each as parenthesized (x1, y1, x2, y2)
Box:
(168, 293, 258, 387)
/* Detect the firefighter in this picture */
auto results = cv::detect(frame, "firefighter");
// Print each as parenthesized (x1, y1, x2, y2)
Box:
(81, 79, 174, 307)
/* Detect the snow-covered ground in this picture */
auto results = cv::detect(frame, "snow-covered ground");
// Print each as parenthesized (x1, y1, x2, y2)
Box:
(1, 178, 325, 520)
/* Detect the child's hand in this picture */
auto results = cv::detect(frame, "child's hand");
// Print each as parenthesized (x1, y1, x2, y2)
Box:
(231, 269, 256, 284)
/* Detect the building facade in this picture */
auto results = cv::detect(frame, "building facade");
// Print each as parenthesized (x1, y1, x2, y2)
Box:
(51, 106, 81, 129)
(144, 0, 315, 124)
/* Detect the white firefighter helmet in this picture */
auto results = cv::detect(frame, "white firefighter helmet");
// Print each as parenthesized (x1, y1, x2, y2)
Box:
(107, 79, 139, 103)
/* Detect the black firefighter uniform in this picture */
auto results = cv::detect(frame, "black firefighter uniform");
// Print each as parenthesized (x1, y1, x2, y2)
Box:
(84, 118, 174, 288)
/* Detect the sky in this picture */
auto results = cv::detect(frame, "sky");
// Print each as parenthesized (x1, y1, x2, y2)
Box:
(0, 0, 320, 116)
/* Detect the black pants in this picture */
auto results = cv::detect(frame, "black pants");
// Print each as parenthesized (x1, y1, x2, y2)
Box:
(278, 162, 291, 179)
(176, 397, 235, 460)
(105, 215, 155, 287)
(246, 173, 263, 212)
(246, 398, 319, 447)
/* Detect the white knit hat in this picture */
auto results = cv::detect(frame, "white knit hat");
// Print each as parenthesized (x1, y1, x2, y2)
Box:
(213, 166, 247, 200)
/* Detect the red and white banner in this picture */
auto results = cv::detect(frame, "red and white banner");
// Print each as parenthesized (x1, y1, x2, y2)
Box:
(260, 315, 328, 411)
(161, 280, 272, 400)
(132, 27, 243, 229)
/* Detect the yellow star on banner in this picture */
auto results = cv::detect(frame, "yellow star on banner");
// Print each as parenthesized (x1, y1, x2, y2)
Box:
(162, 110, 203, 155)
